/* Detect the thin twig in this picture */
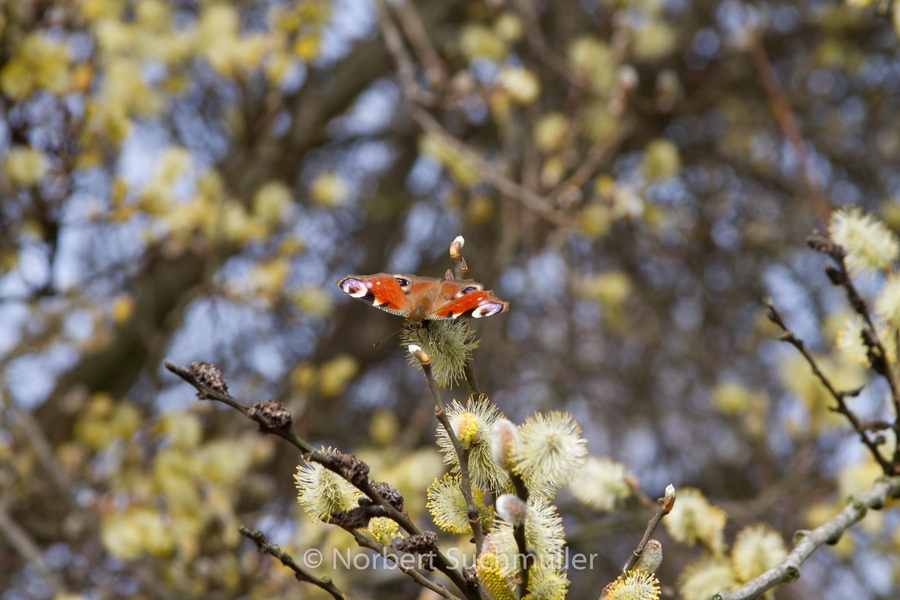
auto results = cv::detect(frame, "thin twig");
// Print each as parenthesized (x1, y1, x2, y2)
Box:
(715, 476, 900, 600)
(512, 521, 531, 597)
(746, 29, 830, 227)
(239, 526, 349, 600)
(373, 0, 435, 105)
(165, 360, 480, 600)
(547, 121, 634, 203)
(420, 359, 486, 554)
(804, 233, 900, 470)
(349, 529, 463, 600)
(509, 0, 583, 89)
(372, 0, 571, 226)
(0, 499, 66, 594)
(464, 359, 481, 396)
(409, 106, 571, 226)
(621, 490, 675, 573)
(392, 0, 447, 88)
(0, 381, 75, 506)
(763, 301, 891, 473)
(624, 474, 654, 508)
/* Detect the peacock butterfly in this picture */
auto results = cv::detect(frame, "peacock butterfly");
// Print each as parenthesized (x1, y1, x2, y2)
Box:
(336, 273, 509, 324)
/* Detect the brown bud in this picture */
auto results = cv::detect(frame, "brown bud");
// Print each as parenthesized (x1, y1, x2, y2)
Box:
(396, 531, 439, 554)
(248, 400, 292, 430)
(188, 361, 228, 398)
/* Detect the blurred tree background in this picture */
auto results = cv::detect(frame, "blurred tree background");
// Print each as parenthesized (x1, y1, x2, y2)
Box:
(2, 0, 900, 598)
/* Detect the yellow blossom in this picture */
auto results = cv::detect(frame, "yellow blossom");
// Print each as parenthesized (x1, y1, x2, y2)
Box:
(4, 147, 49, 187)
(310, 171, 348, 207)
(497, 67, 541, 104)
(828, 208, 899, 273)
(731, 525, 787, 582)
(318, 354, 358, 397)
(459, 24, 507, 61)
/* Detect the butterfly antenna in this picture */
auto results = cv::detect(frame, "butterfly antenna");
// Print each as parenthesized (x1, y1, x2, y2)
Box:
(373, 325, 405, 347)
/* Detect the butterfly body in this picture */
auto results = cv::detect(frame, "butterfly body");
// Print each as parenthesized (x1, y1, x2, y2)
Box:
(337, 273, 508, 323)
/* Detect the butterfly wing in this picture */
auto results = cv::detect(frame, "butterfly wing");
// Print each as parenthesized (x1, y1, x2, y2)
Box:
(337, 274, 509, 321)
(425, 280, 509, 320)
(337, 273, 414, 317)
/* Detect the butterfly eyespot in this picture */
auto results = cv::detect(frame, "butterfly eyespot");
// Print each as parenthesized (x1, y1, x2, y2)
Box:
(472, 302, 506, 318)
(339, 277, 369, 299)
(392, 276, 411, 293)
(454, 283, 484, 298)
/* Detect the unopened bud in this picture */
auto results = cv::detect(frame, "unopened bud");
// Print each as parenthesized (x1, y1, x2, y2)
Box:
(449, 235, 465, 259)
(491, 418, 520, 469)
(634, 539, 663, 573)
(495, 494, 527, 526)
(408, 344, 431, 366)
(662, 484, 676, 512)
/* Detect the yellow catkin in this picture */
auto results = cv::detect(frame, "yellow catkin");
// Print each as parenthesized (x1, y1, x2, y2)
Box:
(476, 552, 517, 600)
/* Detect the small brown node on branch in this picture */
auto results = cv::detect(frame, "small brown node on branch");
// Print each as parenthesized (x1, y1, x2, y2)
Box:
(370, 481, 405, 511)
(394, 531, 438, 571)
(395, 531, 439, 569)
(396, 531, 439, 554)
(188, 360, 228, 398)
(806, 231, 835, 255)
(824, 264, 845, 286)
(316, 450, 370, 486)
(248, 399, 292, 430)
(330, 503, 386, 529)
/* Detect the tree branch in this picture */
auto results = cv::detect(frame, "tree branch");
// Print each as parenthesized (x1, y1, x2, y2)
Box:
(746, 27, 830, 228)
(410, 349, 486, 555)
(165, 360, 480, 600)
(715, 476, 900, 600)
(621, 488, 674, 573)
(0, 499, 66, 595)
(764, 301, 892, 473)
(372, 0, 571, 226)
(803, 234, 900, 472)
(348, 529, 463, 600)
(239, 526, 349, 600)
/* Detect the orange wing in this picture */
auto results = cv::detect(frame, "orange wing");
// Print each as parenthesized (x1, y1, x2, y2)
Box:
(337, 273, 415, 317)
(337, 273, 509, 322)
(426, 281, 508, 320)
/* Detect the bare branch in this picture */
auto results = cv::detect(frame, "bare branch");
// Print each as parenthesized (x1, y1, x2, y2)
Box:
(165, 360, 481, 600)
(372, 0, 571, 226)
(410, 347, 486, 555)
(763, 302, 892, 473)
(621, 488, 675, 573)
(408, 105, 572, 226)
(392, 0, 447, 89)
(0, 381, 75, 507)
(715, 476, 900, 600)
(0, 500, 66, 595)
(802, 234, 900, 471)
(349, 529, 463, 600)
(547, 122, 634, 204)
(746, 26, 830, 227)
(239, 526, 349, 600)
